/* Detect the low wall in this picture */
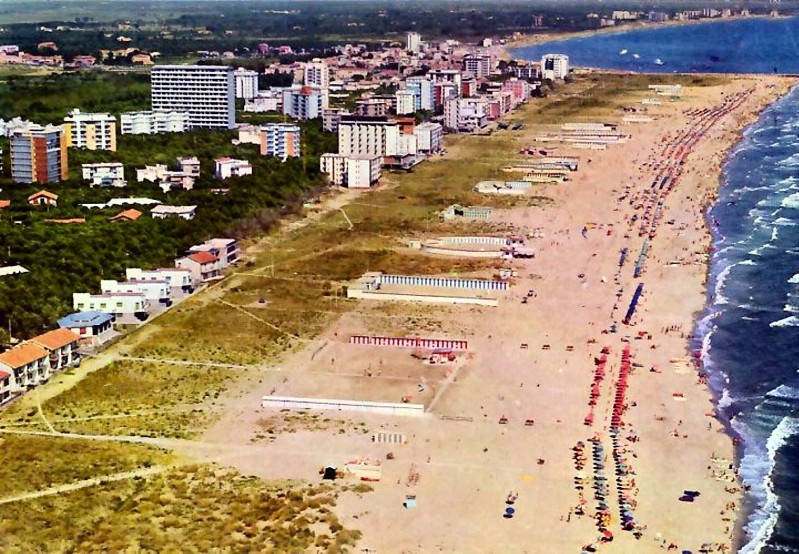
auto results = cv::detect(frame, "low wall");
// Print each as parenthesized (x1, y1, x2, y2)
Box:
(262, 396, 426, 417)
(347, 288, 499, 307)
(420, 245, 502, 258)
(350, 335, 468, 350)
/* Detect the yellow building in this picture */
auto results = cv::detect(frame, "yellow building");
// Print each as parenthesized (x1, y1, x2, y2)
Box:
(63, 109, 117, 151)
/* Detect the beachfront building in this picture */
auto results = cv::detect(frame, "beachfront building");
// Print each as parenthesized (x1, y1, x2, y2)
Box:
(282, 85, 326, 120)
(175, 252, 222, 283)
(541, 54, 570, 80)
(81, 162, 126, 187)
(0, 343, 50, 391)
(320, 153, 382, 188)
(188, 238, 240, 268)
(304, 60, 329, 89)
(234, 67, 259, 99)
(260, 123, 301, 158)
(63, 109, 117, 151)
(126, 267, 196, 293)
(57, 310, 116, 346)
(101, 279, 173, 306)
(30, 328, 81, 372)
(214, 157, 253, 179)
(120, 110, 190, 135)
(413, 122, 443, 154)
(9, 124, 68, 184)
(73, 292, 150, 320)
(151, 65, 236, 129)
(338, 116, 400, 158)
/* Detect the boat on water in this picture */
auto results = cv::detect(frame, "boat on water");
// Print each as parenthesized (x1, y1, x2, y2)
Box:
(632, 54, 640, 59)
(619, 49, 628, 55)
(655, 59, 664, 66)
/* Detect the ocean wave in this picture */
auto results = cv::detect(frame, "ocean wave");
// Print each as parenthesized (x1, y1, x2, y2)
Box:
(774, 217, 797, 226)
(769, 316, 799, 328)
(781, 193, 799, 209)
(740, 260, 759, 266)
(788, 274, 799, 284)
(740, 416, 799, 554)
(749, 244, 777, 256)
(714, 263, 734, 305)
(777, 153, 799, 168)
(766, 384, 799, 401)
(784, 304, 799, 314)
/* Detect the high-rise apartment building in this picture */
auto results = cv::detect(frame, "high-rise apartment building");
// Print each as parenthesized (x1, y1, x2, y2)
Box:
(151, 65, 235, 129)
(338, 116, 400, 158)
(462, 54, 492, 79)
(541, 54, 570, 80)
(10, 124, 68, 184)
(407, 32, 422, 54)
(395, 90, 416, 115)
(234, 67, 259, 100)
(260, 123, 301, 158)
(304, 60, 329, 89)
(405, 77, 435, 111)
(63, 109, 117, 151)
(282, 86, 326, 120)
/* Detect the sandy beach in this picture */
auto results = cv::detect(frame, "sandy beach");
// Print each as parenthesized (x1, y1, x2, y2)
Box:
(177, 73, 795, 553)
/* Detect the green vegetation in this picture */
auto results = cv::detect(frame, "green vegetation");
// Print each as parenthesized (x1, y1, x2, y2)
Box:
(0, 71, 150, 122)
(0, 435, 173, 496)
(0, 464, 362, 552)
(0, 72, 336, 339)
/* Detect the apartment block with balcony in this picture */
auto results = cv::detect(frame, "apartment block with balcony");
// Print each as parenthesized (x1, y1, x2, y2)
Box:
(260, 123, 301, 158)
(151, 65, 235, 129)
(0, 343, 50, 391)
(120, 110, 190, 135)
(9, 124, 68, 184)
(30, 328, 81, 372)
(64, 109, 117, 151)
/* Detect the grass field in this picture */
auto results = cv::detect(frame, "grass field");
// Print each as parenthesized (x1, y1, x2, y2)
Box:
(0, 464, 363, 552)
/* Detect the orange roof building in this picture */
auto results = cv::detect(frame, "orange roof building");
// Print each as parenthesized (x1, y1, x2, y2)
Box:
(188, 251, 219, 265)
(28, 190, 59, 206)
(0, 200, 10, 209)
(0, 343, 48, 370)
(31, 328, 80, 351)
(109, 209, 143, 222)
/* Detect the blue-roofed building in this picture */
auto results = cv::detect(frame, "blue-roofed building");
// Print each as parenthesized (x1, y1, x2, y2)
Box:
(57, 311, 116, 346)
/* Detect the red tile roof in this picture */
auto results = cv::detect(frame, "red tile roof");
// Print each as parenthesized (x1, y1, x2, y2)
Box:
(31, 328, 80, 351)
(109, 209, 142, 222)
(0, 343, 48, 369)
(0, 200, 10, 209)
(187, 251, 218, 265)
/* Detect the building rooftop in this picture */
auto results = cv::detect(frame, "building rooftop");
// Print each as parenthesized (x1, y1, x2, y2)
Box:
(151, 205, 197, 215)
(28, 190, 58, 201)
(58, 311, 115, 328)
(0, 343, 48, 369)
(187, 251, 219, 265)
(31, 328, 80, 350)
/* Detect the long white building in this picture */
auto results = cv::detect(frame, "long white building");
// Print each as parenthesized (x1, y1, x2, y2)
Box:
(338, 117, 400, 158)
(73, 292, 150, 318)
(120, 110, 190, 135)
(126, 267, 196, 292)
(81, 162, 126, 187)
(151, 65, 235, 129)
(100, 279, 172, 306)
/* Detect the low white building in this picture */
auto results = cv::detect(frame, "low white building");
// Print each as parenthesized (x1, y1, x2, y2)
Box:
(320, 154, 382, 188)
(188, 238, 240, 268)
(244, 91, 282, 113)
(73, 292, 150, 319)
(176, 156, 200, 176)
(136, 164, 168, 182)
(0, 342, 50, 392)
(82, 162, 127, 187)
(126, 267, 197, 292)
(120, 110, 190, 135)
(101, 279, 173, 306)
(215, 157, 252, 179)
(151, 205, 197, 220)
(414, 122, 443, 153)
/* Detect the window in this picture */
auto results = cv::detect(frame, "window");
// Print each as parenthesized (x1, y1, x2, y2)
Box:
(79, 327, 87, 335)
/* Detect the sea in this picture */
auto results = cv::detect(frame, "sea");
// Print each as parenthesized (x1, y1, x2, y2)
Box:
(513, 17, 799, 554)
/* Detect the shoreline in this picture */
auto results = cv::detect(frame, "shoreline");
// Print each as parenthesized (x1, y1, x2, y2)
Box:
(503, 14, 791, 55)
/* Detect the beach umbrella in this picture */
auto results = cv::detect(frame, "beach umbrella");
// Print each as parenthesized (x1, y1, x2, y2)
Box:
(504, 507, 515, 518)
